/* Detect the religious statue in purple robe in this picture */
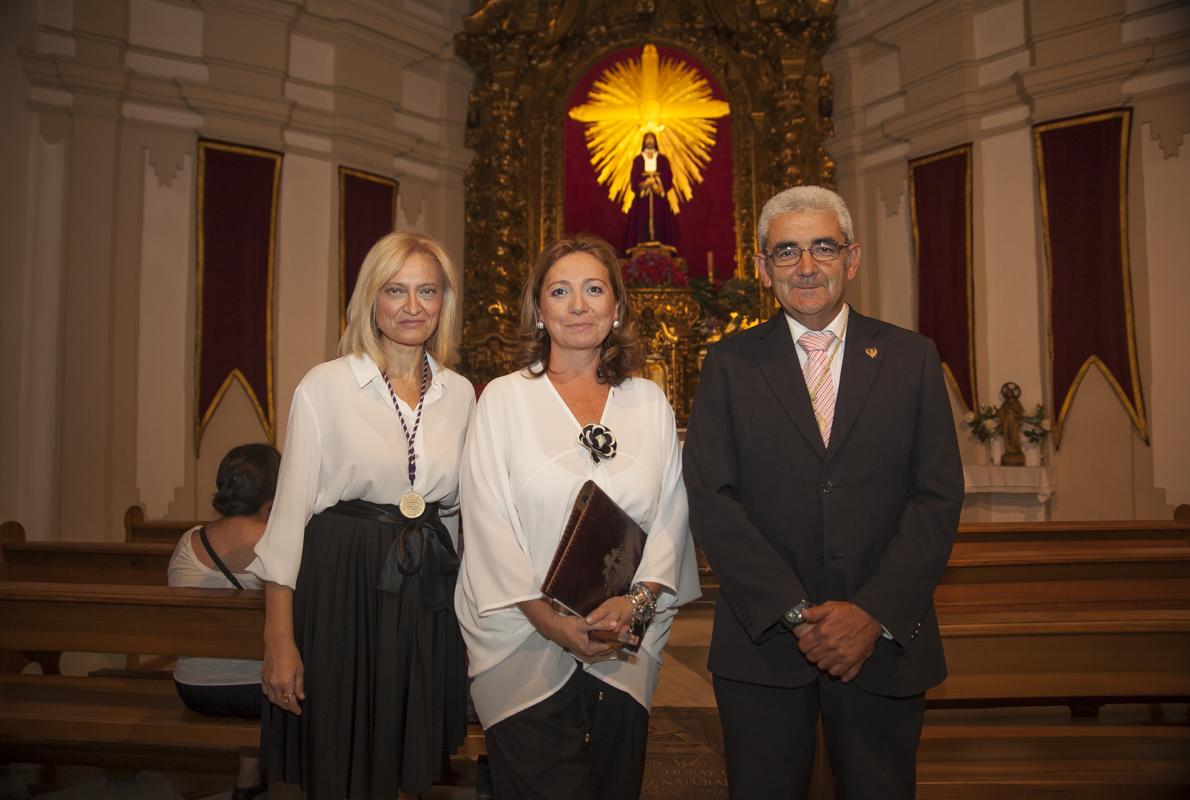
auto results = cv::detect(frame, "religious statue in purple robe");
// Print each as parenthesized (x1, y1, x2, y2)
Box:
(621, 132, 678, 253)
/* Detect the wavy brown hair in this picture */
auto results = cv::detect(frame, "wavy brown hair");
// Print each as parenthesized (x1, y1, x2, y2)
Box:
(514, 233, 643, 386)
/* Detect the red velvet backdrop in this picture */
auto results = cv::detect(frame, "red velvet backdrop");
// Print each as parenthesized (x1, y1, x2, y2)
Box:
(910, 145, 976, 410)
(339, 167, 397, 330)
(564, 45, 735, 281)
(195, 139, 282, 451)
(1034, 109, 1147, 443)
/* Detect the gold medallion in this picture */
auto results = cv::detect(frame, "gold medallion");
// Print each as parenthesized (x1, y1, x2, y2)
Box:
(399, 490, 426, 519)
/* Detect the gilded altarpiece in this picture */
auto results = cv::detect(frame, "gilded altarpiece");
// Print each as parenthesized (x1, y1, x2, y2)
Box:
(456, 0, 837, 419)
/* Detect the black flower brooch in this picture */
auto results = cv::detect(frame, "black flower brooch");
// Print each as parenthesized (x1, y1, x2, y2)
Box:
(578, 423, 617, 463)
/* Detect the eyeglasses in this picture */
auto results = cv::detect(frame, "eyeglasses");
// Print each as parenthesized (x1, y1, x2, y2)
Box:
(763, 240, 849, 267)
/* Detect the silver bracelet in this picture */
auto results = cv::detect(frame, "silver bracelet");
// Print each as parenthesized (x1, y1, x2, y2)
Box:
(625, 582, 657, 628)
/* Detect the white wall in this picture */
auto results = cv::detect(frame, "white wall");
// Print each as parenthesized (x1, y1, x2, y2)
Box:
(1, 0, 474, 538)
(828, 0, 1190, 518)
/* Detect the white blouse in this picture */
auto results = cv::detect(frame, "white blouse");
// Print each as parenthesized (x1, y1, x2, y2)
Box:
(248, 353, 475, 589)
(169, 526, 263, 686)
(455, 370, 700, 728)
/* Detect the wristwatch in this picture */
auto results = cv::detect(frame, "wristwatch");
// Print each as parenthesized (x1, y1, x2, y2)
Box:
(782, 599, 812, 629)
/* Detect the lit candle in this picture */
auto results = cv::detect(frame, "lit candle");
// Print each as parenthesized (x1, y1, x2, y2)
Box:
(706, 250, 714, 282)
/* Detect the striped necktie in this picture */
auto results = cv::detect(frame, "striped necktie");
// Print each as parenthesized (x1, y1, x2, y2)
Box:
(799, 330, 837, 446)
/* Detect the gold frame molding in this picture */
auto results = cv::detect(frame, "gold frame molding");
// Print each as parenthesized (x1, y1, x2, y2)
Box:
(1034, 108, 1147, 446)
(455, 0, 837, 385)
(194, 139, 282, 455)
(909, 143, 977, 412)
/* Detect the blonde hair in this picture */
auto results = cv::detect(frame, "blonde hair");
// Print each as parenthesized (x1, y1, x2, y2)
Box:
(339, 231, 462, 370)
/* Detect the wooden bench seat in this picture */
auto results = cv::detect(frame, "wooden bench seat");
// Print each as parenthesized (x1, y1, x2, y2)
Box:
(0, 674, 256, 771)
(123, 505, 201, 544)
(1, 540, 174, 585)
(955, 518, 1190, 545)
(0, 674, 258, 748)
(916, 707, 1190, 798)
(0, 582, 263, 770)
(0, 582, 264, 661)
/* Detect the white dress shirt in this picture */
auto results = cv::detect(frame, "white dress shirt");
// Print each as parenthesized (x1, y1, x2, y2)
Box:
(248, 353, 475, 590)
(455, 370, 701, 728)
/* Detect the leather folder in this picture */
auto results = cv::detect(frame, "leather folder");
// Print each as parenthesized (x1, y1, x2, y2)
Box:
(541, 479, 645, 619)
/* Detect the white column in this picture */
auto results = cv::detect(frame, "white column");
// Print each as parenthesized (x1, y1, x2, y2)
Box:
(1139, 125, 1190, 505)
(976, 128, 1045, 407)
(135, 149, 192, 517)
(275, 153, 334, 447)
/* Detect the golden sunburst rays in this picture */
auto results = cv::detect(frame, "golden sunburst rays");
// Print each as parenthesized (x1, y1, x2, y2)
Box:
(569, 45, 730, 214)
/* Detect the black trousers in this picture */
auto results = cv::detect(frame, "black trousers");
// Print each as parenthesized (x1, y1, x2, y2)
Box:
(713, 673, 925, 800)
(174, 680, 262, 720)
(485, 666, 650, 800)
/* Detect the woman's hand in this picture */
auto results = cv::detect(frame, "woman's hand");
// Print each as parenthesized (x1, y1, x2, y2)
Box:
(543, 612, 619, 659)
(518, 598, 618, 659)
(585, 596, 639, 647)
(261, 636, 304, 715)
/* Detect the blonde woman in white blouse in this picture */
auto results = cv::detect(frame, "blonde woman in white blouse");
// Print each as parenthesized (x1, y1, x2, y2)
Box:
(456, 233, 700, 800)
(249, 232, 475, 800)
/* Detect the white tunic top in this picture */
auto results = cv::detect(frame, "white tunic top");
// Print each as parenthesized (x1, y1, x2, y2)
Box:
(455, 370, 700, 728)
(249, 353, 475, 589)
(168, 526, 263, 686)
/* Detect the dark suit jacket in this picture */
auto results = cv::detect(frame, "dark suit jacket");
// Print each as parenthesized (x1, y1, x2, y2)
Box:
(682, 309, 963, 697)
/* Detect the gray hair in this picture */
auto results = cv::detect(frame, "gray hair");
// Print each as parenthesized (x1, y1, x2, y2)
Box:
(757, 186, 855, 251)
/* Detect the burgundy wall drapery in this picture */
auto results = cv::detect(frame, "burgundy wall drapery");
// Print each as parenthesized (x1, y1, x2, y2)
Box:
(195, 139, 282, 453)
(339, 167, 398, 331)
(564, 45, 735, 281)
(910, 145, 976, 410)
(1034, 109, 1147, 445)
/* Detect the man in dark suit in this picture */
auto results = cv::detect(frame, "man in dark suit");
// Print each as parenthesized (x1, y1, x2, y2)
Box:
(683, 186, 963, 798)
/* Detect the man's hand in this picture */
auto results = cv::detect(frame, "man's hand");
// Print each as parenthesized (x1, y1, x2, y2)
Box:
(793, 601, 882, 683)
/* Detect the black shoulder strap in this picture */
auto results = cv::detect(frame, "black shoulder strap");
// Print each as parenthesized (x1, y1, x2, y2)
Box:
(198, 526, 244, 590)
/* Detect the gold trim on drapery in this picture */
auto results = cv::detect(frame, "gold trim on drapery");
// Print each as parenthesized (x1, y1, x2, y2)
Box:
(909, 144, 977, 411)
(194, 139, 282, 454)
(1034, 109, 1147, 446)
(338, 166, 398, 333)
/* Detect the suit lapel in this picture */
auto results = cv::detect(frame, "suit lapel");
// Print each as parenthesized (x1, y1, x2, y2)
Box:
(756, 314, 827, 458)
(825, 310, 885, 464)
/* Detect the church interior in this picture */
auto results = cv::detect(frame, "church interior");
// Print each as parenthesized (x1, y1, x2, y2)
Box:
(1, 0, 1188, 797)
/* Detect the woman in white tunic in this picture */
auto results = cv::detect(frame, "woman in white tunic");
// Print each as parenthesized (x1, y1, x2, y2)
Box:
(249, 232, 474, 800)
(456, 233, 700, 800)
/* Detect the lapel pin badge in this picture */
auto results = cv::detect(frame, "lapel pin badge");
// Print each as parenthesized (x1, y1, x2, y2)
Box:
(865, 347, 878, 359)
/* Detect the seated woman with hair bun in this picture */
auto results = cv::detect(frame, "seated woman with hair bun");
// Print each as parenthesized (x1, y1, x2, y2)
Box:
(168, 442, 281, 800)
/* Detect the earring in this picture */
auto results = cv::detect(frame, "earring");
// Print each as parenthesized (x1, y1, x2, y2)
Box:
(612, 319, 621, 329)
(536, 320, 545, 330)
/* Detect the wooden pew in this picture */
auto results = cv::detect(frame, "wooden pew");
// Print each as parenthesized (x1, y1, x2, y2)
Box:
(955, 518, 1190, 545)
(123, 505, 203, 545)
(1, 521, 182, 672)
(929, 603, 1190, 713)
(915, 706, 1190, 798)
(0, 581, 263, 770)
(936, 540, 1190, 606)
(1, 540, 174, 585)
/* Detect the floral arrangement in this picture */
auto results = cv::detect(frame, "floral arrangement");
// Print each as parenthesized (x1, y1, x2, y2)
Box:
(1021, 403, 1051, 444)
(962, 405, 1000, 443)
(689, 275, 760, 339)
(623, 249, 688, 287)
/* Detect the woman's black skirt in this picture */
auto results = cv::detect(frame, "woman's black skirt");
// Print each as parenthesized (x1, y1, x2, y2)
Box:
(261, 499, 467, 799)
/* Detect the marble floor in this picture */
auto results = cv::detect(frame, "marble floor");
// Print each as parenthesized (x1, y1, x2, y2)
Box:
(0, 609, 721, 800)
